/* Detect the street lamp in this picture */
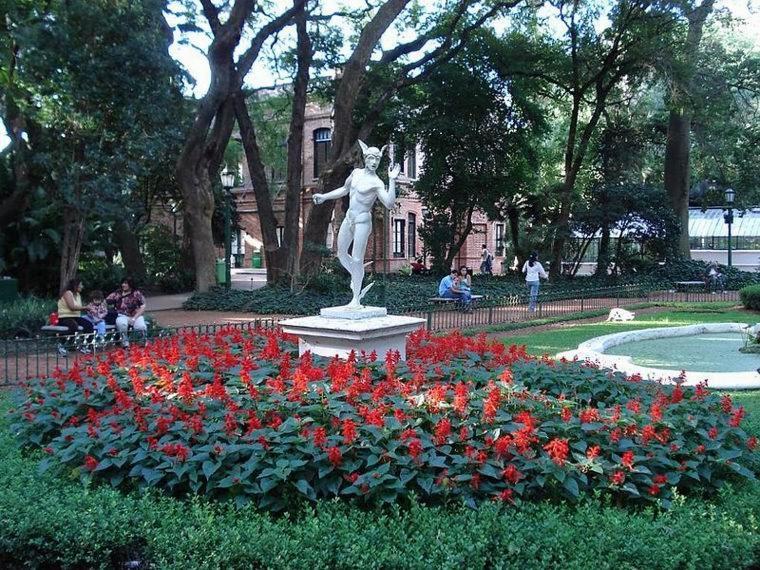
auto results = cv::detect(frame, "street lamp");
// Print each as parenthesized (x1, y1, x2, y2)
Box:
(220, 168, 235, 289)
(724, 187, 735, 268)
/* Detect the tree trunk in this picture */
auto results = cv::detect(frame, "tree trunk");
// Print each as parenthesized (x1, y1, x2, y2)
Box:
(664, 110, 692, 258)
(59, 205, 86, 292)
(663, 0, 714, 258)
(506, 205, 521, 267)
(595, 219, 611, 276)
(283, 2, 311, 289)
(113, 220, 147, 282)
(299, 0, 411, 277)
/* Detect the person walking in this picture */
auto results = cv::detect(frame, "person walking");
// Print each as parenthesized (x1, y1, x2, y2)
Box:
(480, 244, 493, 275)
(522, 252, 548, 312)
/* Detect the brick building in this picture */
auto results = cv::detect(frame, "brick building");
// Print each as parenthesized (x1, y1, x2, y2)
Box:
(232, 102, 511, 274)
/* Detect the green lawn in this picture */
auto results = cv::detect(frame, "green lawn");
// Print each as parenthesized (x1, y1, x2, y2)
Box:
(501, 308, 758, 357)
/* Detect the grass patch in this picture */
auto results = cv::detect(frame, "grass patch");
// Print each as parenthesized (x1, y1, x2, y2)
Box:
(498, 307, 757, 357)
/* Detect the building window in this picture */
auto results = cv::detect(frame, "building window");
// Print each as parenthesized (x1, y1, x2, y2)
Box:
(276, 226, 284, 247)
(406, 148, 417, 179)
(313, 128, 331, 178)
(393, 218, 406, 257)
(495, 223, 505, 256)
(407, 213, 417, 258)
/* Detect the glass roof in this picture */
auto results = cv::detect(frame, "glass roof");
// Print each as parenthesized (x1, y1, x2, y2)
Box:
(689, 208, 760, 238)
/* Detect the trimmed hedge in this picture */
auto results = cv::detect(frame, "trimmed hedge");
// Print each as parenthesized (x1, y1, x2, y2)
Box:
(739, 285, 760, 311)
(184, 260, 760, 316)
(1, 391, 760, 569)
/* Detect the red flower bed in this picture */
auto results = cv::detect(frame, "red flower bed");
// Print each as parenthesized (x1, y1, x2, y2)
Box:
(9, 327, 758, 511)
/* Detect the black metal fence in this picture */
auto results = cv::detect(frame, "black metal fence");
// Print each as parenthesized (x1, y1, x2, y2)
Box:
(0, 287, 740, 386)
(0, 319, 279, 388)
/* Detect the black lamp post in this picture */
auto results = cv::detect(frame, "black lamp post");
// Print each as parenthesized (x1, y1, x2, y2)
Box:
(724, 187, 735, 268)
(220, 168, 235, 289)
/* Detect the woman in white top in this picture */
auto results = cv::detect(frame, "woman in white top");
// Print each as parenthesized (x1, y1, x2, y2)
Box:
(522, 251, 548, 312)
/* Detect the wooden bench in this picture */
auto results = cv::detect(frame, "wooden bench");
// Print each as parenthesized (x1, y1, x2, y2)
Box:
(674, 281, 706, 292)
(429, 294, 484, 308)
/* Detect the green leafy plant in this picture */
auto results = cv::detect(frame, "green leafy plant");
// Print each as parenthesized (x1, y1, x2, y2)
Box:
(9, 328, 757, 514)
(739, 285, 760, 311)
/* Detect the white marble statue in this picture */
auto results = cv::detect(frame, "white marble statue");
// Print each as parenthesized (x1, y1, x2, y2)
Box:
(313, 141, 400, 310)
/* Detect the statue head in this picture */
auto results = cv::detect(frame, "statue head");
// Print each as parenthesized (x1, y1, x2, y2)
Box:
(358, 140, 386, 171)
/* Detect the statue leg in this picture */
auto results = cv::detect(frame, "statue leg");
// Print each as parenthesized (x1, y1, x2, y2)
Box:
(336, 217, 354, 276)
(347, 220, 372, 307)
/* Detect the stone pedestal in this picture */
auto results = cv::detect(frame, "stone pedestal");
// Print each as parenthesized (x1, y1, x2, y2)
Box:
(279, 313, 425, 360)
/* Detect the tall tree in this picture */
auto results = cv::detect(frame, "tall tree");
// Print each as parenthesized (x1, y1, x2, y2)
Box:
(299, 0, 524, 277)
(1, 0, 185, 291)
(500, 0, 675, 278)
(663, 0, 714, 258)
(404, 33, 542, 274)
(174, 0, 303, 291)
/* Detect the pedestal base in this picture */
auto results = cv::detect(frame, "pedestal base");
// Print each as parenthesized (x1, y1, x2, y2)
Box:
(279, 314, 425, 360)
(319, 305, 388, 320)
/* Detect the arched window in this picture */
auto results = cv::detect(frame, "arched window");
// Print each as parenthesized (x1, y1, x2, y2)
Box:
(313, 128, 332, 178)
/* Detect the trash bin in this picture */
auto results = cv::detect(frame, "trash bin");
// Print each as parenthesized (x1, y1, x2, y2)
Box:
(215, 259, 226, 285)
(252, 249, 262, 269)
(0, 277, 18, 302)
(234, 253, 245, 268)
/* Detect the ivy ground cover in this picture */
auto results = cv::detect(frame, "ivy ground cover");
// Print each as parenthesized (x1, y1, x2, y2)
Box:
(9, 327, 758, 511)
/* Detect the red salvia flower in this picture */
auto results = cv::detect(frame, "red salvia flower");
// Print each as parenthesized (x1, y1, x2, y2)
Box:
(341, 418, 357, 445)
(84, 455, 98, 471)
(502, 464, 523, 484)
(560, 407, 572, 422)
(610, 471, 625, 485)
(326, 446, 342, 467)
(586, 445, 601, 460)
(543, 438, 569, 466)
(433, 418, 452, 445)
(621, 450, 635, 470)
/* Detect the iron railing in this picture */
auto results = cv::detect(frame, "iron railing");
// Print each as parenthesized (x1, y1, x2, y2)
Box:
(0, 287, 740, 386)
(0, 319, 280, 387)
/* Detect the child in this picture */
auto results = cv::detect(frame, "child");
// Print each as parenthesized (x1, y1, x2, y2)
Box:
(84, 290, 108, 338)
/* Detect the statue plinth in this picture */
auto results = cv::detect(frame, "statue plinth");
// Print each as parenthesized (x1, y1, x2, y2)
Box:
(280, 313, 425, 361)
(319, 305, 388, 320)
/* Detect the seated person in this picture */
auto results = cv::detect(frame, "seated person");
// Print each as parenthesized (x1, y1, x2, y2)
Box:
(411, 258, 426, 275)
(106, 278, 147, 347)
(706, 263, 725, 292)
(57, 278, 95, 336)
(438, 268, 472, 307)
(83, 290, 108, 338)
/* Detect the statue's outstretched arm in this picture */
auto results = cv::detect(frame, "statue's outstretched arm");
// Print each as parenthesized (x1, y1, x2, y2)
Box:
(313, 172, 352, 204)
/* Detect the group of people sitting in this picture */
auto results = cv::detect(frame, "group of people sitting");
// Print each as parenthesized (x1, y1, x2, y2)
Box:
(56, 277, 147, 350)
(436, 251, 549, 312)
(437, 266, 474, 308)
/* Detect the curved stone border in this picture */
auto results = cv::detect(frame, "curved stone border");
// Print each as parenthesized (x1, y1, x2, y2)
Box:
(556, 323, 760, 390)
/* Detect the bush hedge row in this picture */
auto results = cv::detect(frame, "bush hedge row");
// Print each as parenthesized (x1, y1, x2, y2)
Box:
(739, 285, 760, 311)
(2, 414, 760, 569)
(185, 260, 760, 315)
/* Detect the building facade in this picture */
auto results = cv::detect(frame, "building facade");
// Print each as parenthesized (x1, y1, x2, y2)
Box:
(231, 102, 510, 274)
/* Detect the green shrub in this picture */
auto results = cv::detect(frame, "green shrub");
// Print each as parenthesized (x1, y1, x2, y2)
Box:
(739, 285, 760, 311)
(646, 260, 760, 290)
(1, 389, 760, 568)
(184, 275, 646, 315)
(0, 297, 56, 339)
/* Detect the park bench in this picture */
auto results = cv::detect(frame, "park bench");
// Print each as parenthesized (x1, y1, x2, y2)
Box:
(40, 324, 118, 356)
(674, 280, 707, 292)
(428, 294, 484, 310)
